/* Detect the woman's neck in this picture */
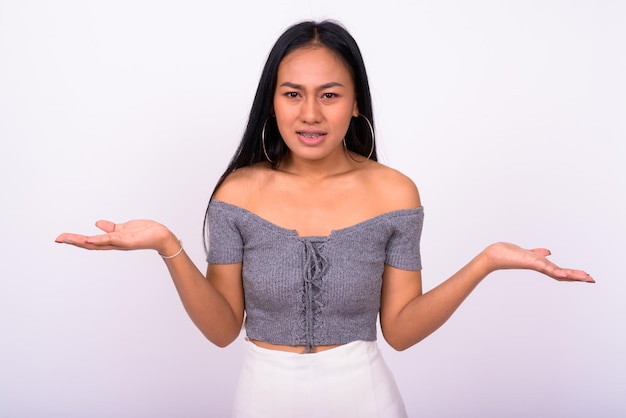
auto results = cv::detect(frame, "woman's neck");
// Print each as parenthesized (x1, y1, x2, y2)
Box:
(277, 149, 363, 181)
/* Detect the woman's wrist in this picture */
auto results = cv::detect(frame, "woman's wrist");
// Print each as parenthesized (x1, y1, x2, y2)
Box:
(158, 230, 183, 259)
(160, 240, 183, 259)
(473, 245, 498, 278)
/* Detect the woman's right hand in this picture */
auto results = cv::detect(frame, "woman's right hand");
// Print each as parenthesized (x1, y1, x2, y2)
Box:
(55, 220, 180, 257)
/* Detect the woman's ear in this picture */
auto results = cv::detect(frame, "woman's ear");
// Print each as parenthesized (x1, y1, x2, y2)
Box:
(352, 102, 359, 117)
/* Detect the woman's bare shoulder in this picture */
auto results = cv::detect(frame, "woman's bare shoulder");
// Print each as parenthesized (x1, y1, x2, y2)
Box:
(366, 162, 421, 210)
(212, 164, 271, 207)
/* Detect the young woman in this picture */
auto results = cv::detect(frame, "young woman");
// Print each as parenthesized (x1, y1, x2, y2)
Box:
(55, 20, 594, 417)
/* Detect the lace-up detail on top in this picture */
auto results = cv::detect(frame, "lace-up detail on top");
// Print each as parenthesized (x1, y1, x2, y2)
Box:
(300, 239, 328, 352)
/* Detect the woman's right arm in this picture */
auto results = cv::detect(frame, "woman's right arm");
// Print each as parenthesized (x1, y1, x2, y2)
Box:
(55, 219, 245, 347)
(165, 256, 244, 347)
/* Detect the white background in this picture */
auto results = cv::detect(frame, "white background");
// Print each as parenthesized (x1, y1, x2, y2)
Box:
(1, 0, 624, 417)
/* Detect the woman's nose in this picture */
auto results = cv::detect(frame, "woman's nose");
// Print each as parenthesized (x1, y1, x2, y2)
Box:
(300, 97, 321, 123)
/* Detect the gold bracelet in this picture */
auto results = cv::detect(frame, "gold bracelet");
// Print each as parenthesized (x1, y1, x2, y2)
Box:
(160, 240, 183, 259)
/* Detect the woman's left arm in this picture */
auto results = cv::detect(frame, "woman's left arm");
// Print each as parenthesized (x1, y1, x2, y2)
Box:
(379, 243, 594, 351)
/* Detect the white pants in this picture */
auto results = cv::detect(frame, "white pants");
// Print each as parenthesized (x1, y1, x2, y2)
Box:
(232, 340, 408, 418)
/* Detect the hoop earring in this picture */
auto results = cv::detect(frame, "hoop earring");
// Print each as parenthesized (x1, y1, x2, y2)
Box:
(261, 118, 274, 163)
(360, 114, 375, 160)
(344, 114, 375, 162)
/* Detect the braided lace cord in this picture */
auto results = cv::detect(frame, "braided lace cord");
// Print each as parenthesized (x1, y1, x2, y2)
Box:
(300, 240, 328, 353)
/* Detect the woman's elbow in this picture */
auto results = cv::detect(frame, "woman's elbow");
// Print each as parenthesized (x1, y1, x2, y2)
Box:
(201, 323, 243, 348)
(381, 330, 421, 352)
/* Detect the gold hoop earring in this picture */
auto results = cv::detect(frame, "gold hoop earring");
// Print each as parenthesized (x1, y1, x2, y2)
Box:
(344, 114, 375, 162)
(261, 118, 274, 163)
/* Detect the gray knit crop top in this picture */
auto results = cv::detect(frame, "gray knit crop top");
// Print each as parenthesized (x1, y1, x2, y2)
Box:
(207, 200, 424, 351)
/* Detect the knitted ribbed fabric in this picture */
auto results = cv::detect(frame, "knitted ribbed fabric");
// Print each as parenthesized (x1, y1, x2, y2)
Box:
(207, 200, 424, 350)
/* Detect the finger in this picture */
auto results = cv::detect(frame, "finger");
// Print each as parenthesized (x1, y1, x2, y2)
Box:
(95, 220, 116, 233)
(550, 267, 594, 283)
(65, 241, 124, 251)
(528, 251, 593, 282)
(55, 234, 119, 251)
(529, 256, 590, 281)
(55, 233, 90, 244)
(564, 269, 595, 283)
(530, 248, 551, 257)
(84, 233, 118, 246)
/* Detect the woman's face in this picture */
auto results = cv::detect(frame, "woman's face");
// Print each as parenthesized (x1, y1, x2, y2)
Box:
(273, 46, 359, 163)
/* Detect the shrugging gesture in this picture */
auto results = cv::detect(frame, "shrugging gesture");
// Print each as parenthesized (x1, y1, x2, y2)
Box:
(54, 20, 595, 417)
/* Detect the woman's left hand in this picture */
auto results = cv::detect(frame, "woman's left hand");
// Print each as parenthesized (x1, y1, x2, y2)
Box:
(481, 242, 595, 283)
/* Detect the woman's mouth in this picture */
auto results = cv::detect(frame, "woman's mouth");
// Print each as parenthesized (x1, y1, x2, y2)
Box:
(297, 131, 326, 146)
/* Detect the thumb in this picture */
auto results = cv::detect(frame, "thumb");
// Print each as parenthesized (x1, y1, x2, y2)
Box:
(95, 220, 116, 233)
(530, 248, 551, 257)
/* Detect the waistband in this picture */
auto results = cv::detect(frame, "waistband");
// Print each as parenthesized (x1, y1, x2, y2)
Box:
(244, 338, 378, 361)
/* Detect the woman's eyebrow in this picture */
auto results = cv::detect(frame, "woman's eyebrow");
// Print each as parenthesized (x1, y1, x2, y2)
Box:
(278, 81, 345, 90)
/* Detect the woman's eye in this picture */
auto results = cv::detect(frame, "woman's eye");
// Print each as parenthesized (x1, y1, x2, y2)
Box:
(286, 92, 299, 98)
(322, 93, 336, 99)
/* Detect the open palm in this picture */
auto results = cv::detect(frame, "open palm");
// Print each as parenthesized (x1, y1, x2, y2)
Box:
(55, 219, 175, 254)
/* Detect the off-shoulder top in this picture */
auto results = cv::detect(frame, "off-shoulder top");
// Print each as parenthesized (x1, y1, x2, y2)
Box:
(206, 200, 424, 351)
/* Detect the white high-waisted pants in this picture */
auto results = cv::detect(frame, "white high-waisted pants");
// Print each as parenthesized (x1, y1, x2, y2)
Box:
(232, 339, 408, 418)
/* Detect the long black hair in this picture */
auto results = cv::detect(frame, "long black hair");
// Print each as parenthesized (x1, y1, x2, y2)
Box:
(204, 20, 376, 251)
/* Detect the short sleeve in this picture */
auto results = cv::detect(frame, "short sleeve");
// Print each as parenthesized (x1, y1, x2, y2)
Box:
(206, 201, 244, 264)
(385, 207, 424, 271)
